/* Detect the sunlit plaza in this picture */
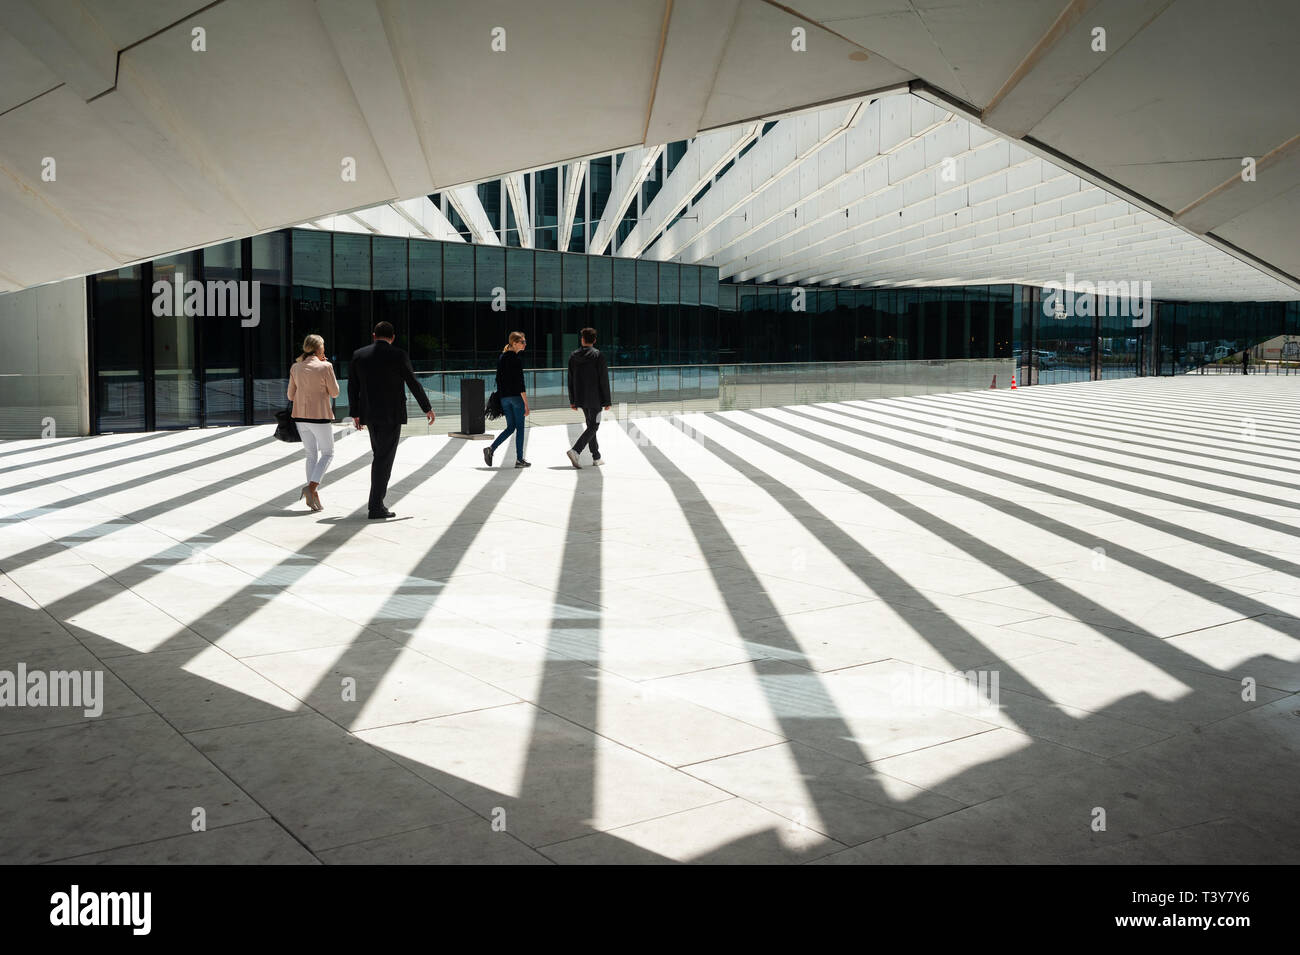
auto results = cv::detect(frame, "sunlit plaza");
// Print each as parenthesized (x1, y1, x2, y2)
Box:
(2, 376, 1297, 864)
(3, 0, 1300, 896)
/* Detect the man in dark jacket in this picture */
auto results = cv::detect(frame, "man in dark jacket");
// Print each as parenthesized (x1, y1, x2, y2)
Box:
(347, 321, 435, 518)
(566, 327, 611, 468)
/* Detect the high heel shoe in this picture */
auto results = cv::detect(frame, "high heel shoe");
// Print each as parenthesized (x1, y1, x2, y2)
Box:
(308, 487, 323, 511)
(299, 485, 312, 509)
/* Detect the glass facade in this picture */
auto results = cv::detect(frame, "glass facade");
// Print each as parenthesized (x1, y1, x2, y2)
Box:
(91, 265, 146, 432)
(204, 240, 245, 425)
(85, 227, 1300, 432)
(151, 251, 201, 428)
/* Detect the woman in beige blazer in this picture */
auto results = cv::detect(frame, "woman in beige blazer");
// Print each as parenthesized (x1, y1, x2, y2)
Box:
(287, 334, 340, 511)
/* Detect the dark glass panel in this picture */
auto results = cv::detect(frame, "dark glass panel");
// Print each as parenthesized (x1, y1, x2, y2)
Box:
(92, 266, 146, 432)
(702, 271, 722, 363)
(737, 286, 757, 364)
(332, 234, 372, 390)
(202, 241, 245, 425)
(991, 284, 1013, 361)
(636, 259, 658, 365)
(409, 239, 442, 372)
(443, 243, 474, 369)
(900, 289, 921, 359)
(943, 288, 966, 359)
(474, 245, 506, 368)
(612, 257, 636, 365)
(588, 156, 613, 223)
(505, 247, 535, 366)
(372, 236, 408, 346)
(561, 253, 588, 365)
(659, 262, 680, 365)
(718, 283, 740, 362)
(588, 254, 614, 357)
(535, 250, 565, 369)
(477, 182, 502, 238)
(782, 284, 810, 362)
(812, 289, 838, 361)
(251, 233, 290, 423)
(679, 264, 699, 363)
(534, 169, 559, 250)
(151, 251, 201, 428)
(877, 290, 903, 359)
(292, 230, 333, 364)
(855, 290, 878, 360)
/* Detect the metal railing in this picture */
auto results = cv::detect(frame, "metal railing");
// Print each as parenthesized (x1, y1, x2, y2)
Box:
(1195, 362, 1299, 375)
(369, 358, 1014, 434)
(0, 359, 1017, 439)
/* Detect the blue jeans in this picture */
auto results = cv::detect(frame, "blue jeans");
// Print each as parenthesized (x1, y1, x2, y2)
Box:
(491, 396, 526, 459)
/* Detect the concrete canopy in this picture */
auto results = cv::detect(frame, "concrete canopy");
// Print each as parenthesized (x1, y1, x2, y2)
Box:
(0, 0, 1296, 297)
(336, 95, 1300, 302)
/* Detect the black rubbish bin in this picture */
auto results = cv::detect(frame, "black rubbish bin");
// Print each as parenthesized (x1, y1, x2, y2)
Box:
(459, 377, 485, 435)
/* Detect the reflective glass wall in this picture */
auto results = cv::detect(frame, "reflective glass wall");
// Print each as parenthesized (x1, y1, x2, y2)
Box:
(1155, 300, 1299, 375)
(86, 227, 1300, 432)
(89, 232, 289, 432)
(716, 284, 1015, 364)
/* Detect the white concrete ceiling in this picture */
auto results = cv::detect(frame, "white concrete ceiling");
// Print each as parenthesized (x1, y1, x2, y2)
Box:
(792, 0, 1300, 292)
(646, 96, 1300, 302)
(339, 95, 1299, 302)
(0, 0, 1296, 299)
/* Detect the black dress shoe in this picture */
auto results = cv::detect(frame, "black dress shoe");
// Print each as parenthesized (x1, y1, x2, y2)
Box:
(367, 509, 396, 520)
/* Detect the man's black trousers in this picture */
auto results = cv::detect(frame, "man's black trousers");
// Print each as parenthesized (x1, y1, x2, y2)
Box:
(572, 406, 601, 459)
(367, 423, 401, 514)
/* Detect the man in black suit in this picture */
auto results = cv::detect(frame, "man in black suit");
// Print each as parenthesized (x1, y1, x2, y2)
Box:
(347, 321, 435, 518)
(565, 327, 611, 469)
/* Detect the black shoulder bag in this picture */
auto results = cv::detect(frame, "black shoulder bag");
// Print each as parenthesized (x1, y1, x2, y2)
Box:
(273, 406, 301, 442)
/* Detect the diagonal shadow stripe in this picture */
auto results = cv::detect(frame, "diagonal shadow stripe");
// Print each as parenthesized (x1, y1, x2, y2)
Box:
(961, 381, 1300, 430)
(7, 449, 382, 659)
(0, 427, 240, 501)
(737, 406, 1299, 651)
(623, 418, 942, 839)
(804, 401, 1300, 553)
(0, 430, 176, 473)
(704, 408, 1300, 748)
(518, 467, 603, 825)
(287, 459, 521, 713)
(0, 433, 323, 584)
(917, 393, 1300, 488)
(663, 413, 1056, 725)
(148, 439, 467, 661)
(5, 410, 1297, 863)
(0, 430, 296, 548)
(1011, 379, 1300, 419)
(1038, 385, 1300, 423)
(833, 400, 1300, 506)
(926, 391, 1300, 467)
(982, 387, 1300, 448)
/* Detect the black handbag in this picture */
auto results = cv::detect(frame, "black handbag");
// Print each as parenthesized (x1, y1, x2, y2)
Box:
(273, 407, 301, 443)
(485, 390, 503, 421)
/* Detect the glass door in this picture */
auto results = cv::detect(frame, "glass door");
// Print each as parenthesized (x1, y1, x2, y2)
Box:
(202, 242, 245, 425)
(151, 252, 201, 428)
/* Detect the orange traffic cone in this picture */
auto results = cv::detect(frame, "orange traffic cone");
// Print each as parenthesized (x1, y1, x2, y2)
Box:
(1010, 375, 1017, 390)
(990, 375, 997, 389)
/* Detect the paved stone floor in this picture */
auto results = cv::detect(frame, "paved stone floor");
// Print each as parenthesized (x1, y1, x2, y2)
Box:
(1, 376, 1298, 864)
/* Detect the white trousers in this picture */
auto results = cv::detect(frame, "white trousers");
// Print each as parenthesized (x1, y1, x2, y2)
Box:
(298, 422, 335, 484)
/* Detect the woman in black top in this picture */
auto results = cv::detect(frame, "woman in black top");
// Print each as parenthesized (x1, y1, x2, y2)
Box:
(485, 331, 531, 467)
